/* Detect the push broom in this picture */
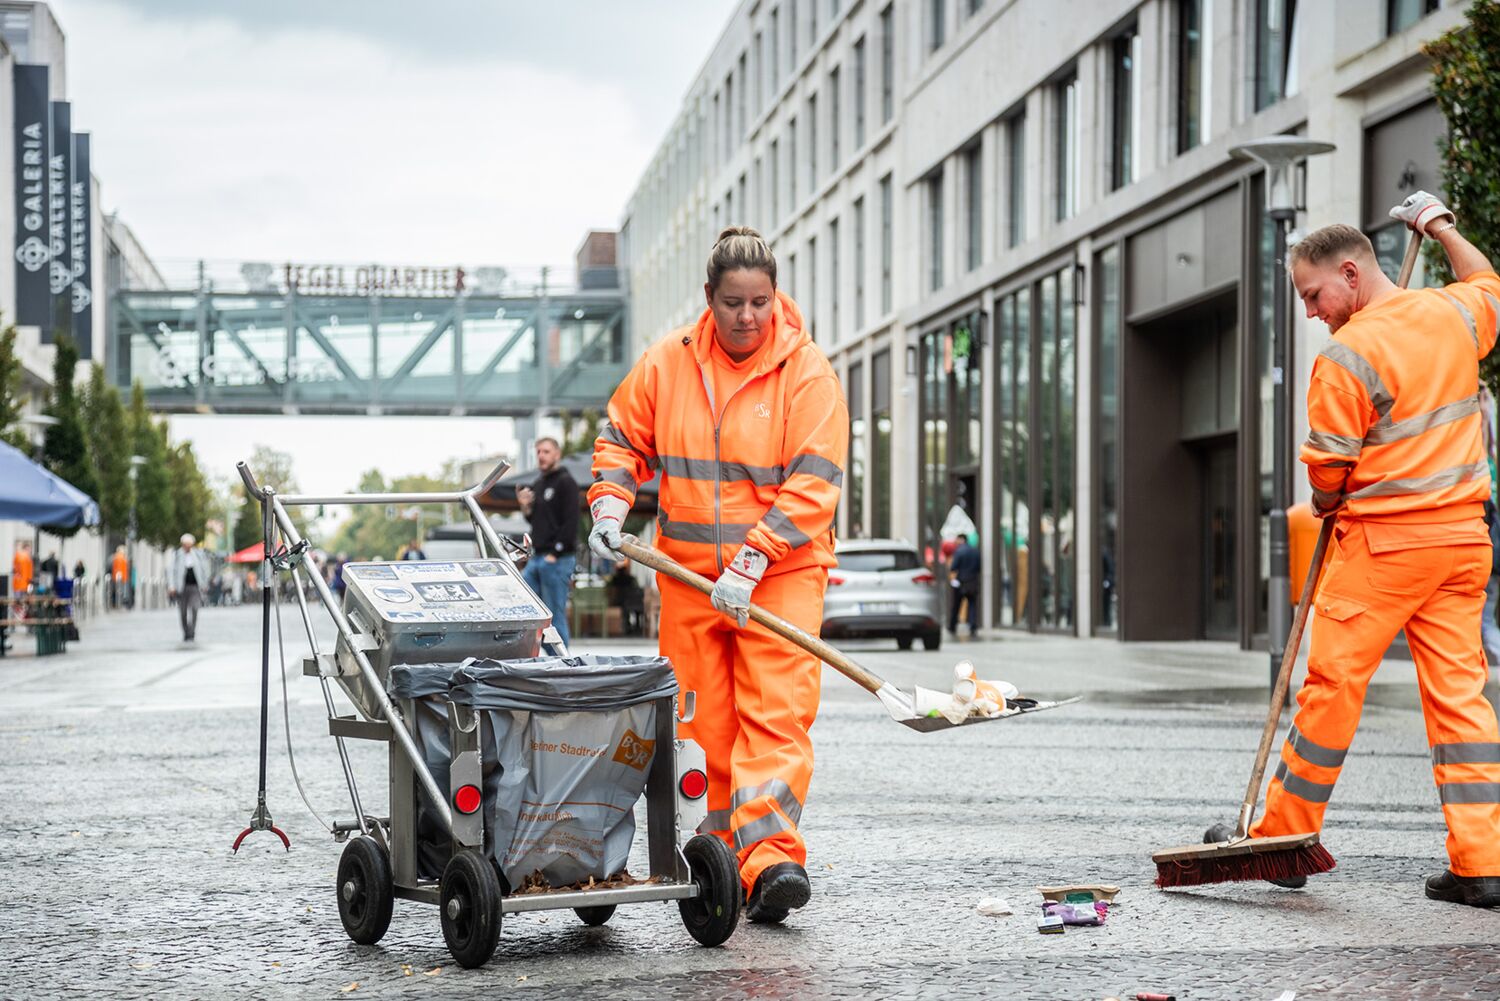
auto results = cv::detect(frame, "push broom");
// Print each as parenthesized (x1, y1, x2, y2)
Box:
(1151, 228, 1424, 889)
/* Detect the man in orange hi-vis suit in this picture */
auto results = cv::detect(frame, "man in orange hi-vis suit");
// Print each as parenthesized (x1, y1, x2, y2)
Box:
(588, 226, 847, 924)
(1248, 193, 1500, 908)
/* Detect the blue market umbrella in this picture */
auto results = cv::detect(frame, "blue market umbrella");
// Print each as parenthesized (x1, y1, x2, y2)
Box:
(0, 440, 101, 527)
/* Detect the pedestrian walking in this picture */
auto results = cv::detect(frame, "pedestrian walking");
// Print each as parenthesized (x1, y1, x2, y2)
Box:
(518, 436, 580, 646)
(110, 545, 128, 608)
(948, 532, 981, 638)
(1244, 193, 1500, 907)
(589, 227, 848, 923)
(167, 533, 212, 642)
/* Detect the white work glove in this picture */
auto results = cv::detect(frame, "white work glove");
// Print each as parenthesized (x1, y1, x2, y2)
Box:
(1389, 190, 1455, 236)
(710, 545, 768, 628)
(587, 495, 629, 561)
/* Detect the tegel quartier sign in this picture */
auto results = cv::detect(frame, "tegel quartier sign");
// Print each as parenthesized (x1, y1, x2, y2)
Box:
(282, 263, 466, 297)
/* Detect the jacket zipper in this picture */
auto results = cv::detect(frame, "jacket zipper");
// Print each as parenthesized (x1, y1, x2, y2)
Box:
(700, 359, 770, 575)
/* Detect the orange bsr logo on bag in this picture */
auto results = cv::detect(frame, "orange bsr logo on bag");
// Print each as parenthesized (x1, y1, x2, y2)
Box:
(612, 729, 655, 770)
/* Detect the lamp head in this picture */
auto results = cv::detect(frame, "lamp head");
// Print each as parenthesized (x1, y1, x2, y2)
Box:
(1230, 137, 1337, 218)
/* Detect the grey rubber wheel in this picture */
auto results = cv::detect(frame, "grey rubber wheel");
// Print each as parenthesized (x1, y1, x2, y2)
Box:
(678, 834, 741, 947)
(574, 905, 616, 926)
(896, 635, 914, 650)
(337, 836, 394, 946)
(439, 849, 503, 968)
(922, 630, 942, 651)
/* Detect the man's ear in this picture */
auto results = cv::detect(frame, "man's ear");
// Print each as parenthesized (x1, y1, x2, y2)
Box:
(1343, 260, 1360, 287)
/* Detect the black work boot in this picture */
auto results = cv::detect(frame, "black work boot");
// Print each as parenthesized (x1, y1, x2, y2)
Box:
(1203, 823, 1307, 889)
(1425, 869, 1500, 908)
(745, 862, 811, 924)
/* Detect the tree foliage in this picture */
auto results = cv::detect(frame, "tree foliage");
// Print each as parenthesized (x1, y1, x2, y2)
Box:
(81, 366, 133, 536)
(168, 442, 212, 541)
(0, 320, 27, 451)
(1425, 0, 1500, 391)
(41, 334, 96, 537)
(128, 381, 176, 547)
(231, 444, 299, 551)
(328, 467, 461, 560)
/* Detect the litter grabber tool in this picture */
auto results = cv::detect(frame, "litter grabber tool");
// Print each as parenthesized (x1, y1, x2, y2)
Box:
(617, 536, 1079, 732)
(232, 471, 289, 853)
(1151, 229, 1425, 887)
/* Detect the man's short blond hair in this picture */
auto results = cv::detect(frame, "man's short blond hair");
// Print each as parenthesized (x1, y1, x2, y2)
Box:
(1288, 223, 1376, 268)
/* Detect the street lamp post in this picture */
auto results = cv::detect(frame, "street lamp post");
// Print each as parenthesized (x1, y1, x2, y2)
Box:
(1229, 137, 1336, 692)
(128, 454, 147, 608)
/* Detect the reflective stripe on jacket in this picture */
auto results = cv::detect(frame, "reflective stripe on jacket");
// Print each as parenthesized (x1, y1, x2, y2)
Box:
(1302, 271, 1500, 523)
(588, 291, 848, 577)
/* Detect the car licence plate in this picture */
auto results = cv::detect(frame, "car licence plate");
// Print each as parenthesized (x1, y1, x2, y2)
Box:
(857, 602, 901, 614)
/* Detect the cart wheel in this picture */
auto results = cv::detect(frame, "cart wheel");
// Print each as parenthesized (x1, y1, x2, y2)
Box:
(439, 849, 503, 968)
(574, 905, 616, 926)
(678, 834, 741, 947)
(337, 836, 394, 946)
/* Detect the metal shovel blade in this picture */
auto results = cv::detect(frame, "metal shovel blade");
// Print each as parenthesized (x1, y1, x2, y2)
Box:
(877, 682, 1082, 732)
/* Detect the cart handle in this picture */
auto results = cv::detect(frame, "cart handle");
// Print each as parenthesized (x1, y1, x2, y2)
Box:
(237, 461, 264, 501)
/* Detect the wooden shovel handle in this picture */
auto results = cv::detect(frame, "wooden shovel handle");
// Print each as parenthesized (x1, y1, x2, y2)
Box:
(617, 536, 890, 695)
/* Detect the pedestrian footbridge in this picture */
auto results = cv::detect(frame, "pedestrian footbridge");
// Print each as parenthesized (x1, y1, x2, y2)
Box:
(112, 262, 628, 416)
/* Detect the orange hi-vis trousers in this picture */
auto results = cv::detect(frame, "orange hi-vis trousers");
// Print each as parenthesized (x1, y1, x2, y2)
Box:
(658, 567, 825, 892)
(1250, 520, 1500, 876)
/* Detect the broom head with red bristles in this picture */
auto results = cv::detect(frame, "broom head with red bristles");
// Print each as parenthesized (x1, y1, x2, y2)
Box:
(1152, 832, 1336, 888)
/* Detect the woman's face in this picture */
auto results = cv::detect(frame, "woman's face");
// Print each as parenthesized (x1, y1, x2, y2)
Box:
(705, 268, 775, 361)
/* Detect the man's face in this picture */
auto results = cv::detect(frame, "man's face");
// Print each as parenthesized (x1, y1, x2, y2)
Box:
(1292, 257, 1362, 333)
(535, 440, 560, 471)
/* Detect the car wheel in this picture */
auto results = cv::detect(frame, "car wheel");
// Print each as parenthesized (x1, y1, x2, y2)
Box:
(922, 630, 942, 651)
(896, 635, 914, 651)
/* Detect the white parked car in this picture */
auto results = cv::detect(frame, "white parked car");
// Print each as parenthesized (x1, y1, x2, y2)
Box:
(821, 539, 942, 650)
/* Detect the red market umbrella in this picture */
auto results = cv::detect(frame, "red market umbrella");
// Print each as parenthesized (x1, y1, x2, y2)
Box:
(228, 542, 264, 564)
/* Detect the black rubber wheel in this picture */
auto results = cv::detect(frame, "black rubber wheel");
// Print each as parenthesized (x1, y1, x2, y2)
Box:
(337, 836, 394, 946)
(922, 630, 942, 651)
(678, 834, 741, 947)
(574, 905, 616, 926)
(439, 849, 503, 969)
(896, 635, 914, 650)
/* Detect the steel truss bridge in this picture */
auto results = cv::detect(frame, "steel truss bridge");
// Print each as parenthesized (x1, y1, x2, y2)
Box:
(112, 267, 629, 416)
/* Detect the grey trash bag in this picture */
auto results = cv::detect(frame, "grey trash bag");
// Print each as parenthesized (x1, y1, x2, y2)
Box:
(388, 655, 677, 889)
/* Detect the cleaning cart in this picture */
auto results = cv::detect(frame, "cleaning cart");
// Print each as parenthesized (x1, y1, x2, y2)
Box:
(234, 459, 741, 968)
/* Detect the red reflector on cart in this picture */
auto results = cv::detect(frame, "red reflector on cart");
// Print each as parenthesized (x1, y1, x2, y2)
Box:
(453, 784, 482, 815)
(678, 769, 708, 800)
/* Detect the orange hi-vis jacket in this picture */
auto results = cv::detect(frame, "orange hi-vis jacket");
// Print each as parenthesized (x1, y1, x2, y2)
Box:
(1301, 270, 1500, 535)
(588, 291, 848, 577)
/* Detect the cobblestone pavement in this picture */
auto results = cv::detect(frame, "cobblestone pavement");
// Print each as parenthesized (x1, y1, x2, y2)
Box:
(2, 603, 1498, 999)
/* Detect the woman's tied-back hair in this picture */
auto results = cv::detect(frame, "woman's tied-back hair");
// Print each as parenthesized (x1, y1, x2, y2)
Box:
(1288, 223, 1377, 269)
(707, 226, 777, 292)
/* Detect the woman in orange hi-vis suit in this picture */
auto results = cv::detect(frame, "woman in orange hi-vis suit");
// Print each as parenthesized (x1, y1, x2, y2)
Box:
(1236, 194, 1500, 908)
(587, 227, 848, 924)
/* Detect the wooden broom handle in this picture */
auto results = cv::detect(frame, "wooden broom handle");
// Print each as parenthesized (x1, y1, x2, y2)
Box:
(616, 536, 890, 695)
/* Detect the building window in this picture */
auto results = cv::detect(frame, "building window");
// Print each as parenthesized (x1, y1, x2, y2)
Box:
(789, 116, 798, 205)
(963, 143, 982, 272)
(967, 0, 984, 13)
(927, 0, 946, 52)
(927, 170, 945, 291)
(726, 186, 734, 225)
(770, 139, 781, 221)
(810, 0, 819, 43)
(1254, 0, 1299, 111)
(853, 195, 867, 329)
(712, 93, 721, 169)
(1006, 113, 1025, 248)
(918, 315, 983, 600)
(829, 67, 841, 170)
(880, 4, 895, 124)
(848, 360, 866, 536)
(1388, 0, 1438, 35)
(809, 94, 820, 191)
(738, 52, 748, 138)
(871, 348, 892, 537)
(1110, 26, 1140, 190)
(790, 0, 799, 65)
(754, 31, 765, 118)
(771, 7, 781, 93)
(880, 173, 893, 313)
(1177, 0, 1209, 153)
(1095, 243, 1121, 632)
(854, 36, 868, 148)
(1054, 73, 1079, 222)
(787, 250, 797, 296)
(738, 174, 747, 225)
(725, 72, 735, 159)
(752, 158, 762, 229)
(829, 218, 840, 340)
(807, 235, 818, 339)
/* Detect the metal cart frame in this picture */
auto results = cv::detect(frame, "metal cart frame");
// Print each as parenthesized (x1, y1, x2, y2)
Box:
(237, 458, 741, 967)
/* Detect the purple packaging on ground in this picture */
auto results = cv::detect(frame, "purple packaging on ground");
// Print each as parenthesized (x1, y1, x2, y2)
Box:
(1041, 900, 1109, 926)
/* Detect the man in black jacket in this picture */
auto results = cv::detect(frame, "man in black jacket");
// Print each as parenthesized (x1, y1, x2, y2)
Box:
(518, 437, 580, 645)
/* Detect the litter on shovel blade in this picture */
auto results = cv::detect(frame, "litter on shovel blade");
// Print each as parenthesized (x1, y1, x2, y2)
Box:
(875, 682, 1081, 731)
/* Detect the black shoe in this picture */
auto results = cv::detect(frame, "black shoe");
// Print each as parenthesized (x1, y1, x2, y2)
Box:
(1425, 869, 1500, 908)
(1202, 823, 1306, 889)
(745, 863, 811, 924)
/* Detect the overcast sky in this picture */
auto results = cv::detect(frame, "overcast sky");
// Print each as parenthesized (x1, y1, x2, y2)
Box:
(56, 0, 736, 496)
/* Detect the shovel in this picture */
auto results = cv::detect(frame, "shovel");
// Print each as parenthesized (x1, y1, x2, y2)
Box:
(617, 536, 1079, 732)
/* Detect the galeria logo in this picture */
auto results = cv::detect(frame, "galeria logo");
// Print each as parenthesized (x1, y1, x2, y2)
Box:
(612, 729, 655, 770)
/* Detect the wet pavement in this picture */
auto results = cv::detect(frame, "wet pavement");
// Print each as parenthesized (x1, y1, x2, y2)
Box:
(2, 603, 1497, 999)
